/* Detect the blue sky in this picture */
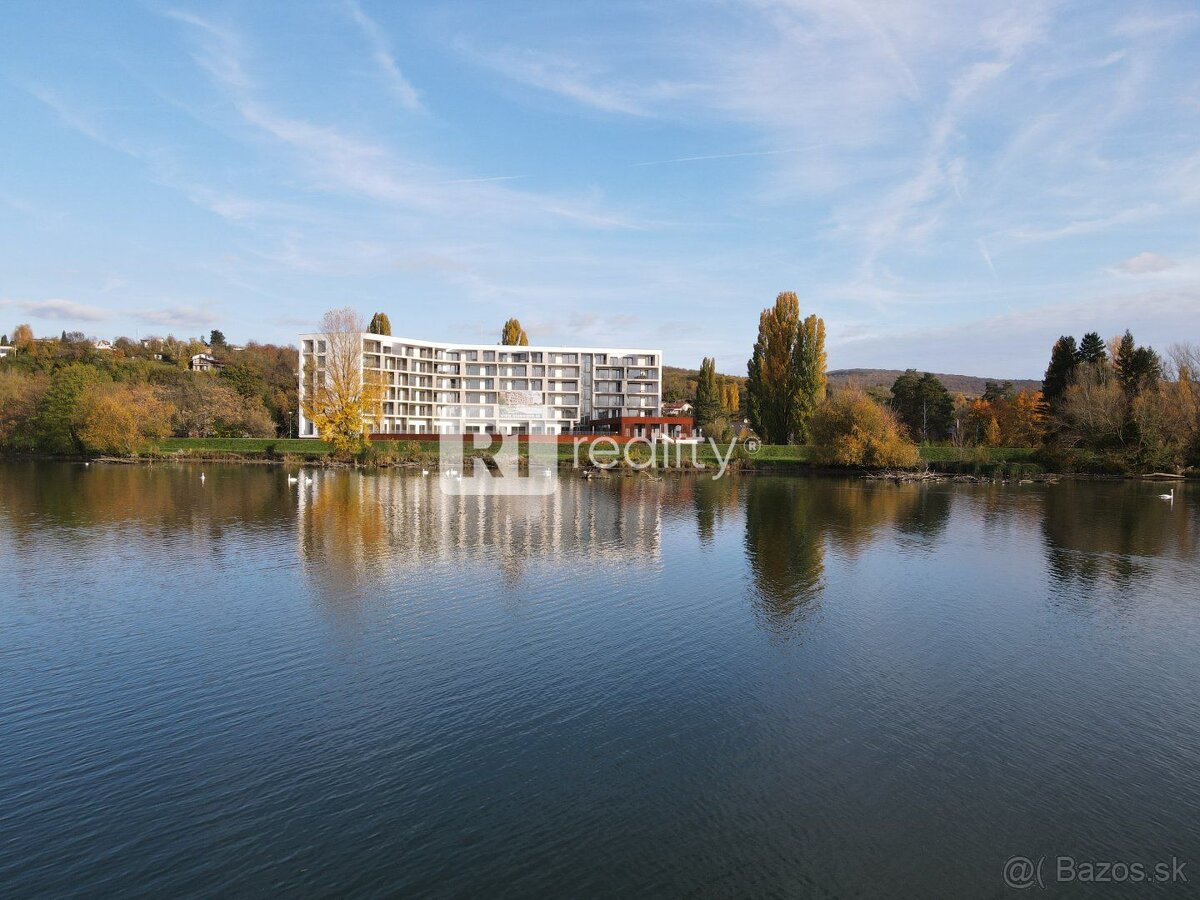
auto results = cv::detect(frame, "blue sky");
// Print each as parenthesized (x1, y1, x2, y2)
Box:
(1, 1, 1198, 376)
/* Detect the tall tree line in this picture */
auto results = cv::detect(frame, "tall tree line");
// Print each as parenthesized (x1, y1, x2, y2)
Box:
(746, 292, 827, 444)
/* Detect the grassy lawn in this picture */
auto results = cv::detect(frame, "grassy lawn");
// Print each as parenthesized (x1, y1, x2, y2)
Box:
(145, 437, 1040, 471)
(150, 437, 333, 454)
(918, 445, 1036, 463)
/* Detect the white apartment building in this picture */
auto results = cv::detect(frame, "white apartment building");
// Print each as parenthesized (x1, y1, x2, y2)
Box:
(298, 333, 662, 436)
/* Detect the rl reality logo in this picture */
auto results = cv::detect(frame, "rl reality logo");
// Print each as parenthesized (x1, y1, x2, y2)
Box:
(438, 397, 558, 496)
(438, 395, 756, 496)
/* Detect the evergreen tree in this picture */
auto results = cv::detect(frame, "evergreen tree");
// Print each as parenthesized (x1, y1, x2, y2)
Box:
(367, 313, 392, 336)
(1113, 330, 1161, 397)
(890, 370, 953, 441)
(746, 292, 826, 444)
(209, 329, 227, 349)
(1077, 331, 1106, 364)
(693, 357, 723, 434)
(1042, 335, 1079, 406)
(982, 380, 1015, 403)
(1, 335, 8, 346)
(500, 318, 528, 345)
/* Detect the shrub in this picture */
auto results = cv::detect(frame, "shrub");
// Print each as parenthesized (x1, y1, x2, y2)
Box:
(77, 383, 174, 455)
(170, 376, 275, 439)
(809, 389, 920, 468)
(393, 440, 424, 461)
(0, 370, 48, 453)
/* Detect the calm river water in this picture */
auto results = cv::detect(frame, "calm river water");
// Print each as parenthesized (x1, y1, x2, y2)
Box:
(2, 462, 1198, 897)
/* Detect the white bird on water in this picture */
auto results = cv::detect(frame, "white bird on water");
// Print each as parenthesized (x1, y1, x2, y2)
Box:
(421, 469, 429, 476)
(200, 473, 206, 483)
(287, 475, 298, 484)
(1159, 488, 1175, 501)
(304, 476, 314, 485)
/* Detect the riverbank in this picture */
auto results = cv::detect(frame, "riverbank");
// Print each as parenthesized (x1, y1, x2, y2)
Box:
(11, 438, 1192, 479)
(121, 438, 1056, 478)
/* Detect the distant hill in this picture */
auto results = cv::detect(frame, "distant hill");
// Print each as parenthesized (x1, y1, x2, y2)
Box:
(664, 364, 1039, 401)
(827, 369, 1041, 398)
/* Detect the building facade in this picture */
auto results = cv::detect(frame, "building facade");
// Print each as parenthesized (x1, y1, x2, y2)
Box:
(298, 333, 664, 436)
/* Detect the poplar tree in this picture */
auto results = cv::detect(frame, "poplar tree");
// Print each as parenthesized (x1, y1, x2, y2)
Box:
(693, 357, 722, 434)
(501, 318, 529, 345)
(367, 312, 392, 336)
(746, 292, 826, 444)
(793, 314, 827, 442)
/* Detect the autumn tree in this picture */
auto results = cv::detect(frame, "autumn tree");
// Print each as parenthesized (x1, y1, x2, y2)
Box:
(0, 370, 47, 452)
(720, 378, 740, 417)
(170, 376, 273, 438)
(77, 383, 174, 454)
(32, 363, 104, 454)
(693, 357, 722, 435)
(1055, 361, 1126, 451)
(746, 292, 826, 444)
(1042, 335, 1079, 408)
(368, 312, 392, 336)
(809, 388, 919, 468)
(793, 314, 827, 441)
(12, 324, 33, 349)
(501, 318, 529, 346)
(301, 308, 383, 454)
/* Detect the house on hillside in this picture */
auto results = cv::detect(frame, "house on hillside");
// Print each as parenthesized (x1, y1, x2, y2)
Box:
(663, 399, 693, 416)
(190, 353, 223, 372)
(92, 339, 113, 352)
(0, 345, 12, 360)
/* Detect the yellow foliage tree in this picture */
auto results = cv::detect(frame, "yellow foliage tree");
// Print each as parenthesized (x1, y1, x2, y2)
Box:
(809, 389, 919, 468)
(11, 323, 34, 348)
(77, 384, 174, 455)
(501, 318, 529, 346)
(984, 416, 1001, 447)
(721, 379, 740, 416)
(301, 308, 384, 455)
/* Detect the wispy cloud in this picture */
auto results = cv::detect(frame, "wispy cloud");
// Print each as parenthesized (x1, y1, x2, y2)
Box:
(977, 239, 998, 278)
(164, 9, 643, 231)
(5, 298, 112, 322)
(136, 305, 215, 328)
(1114, 251, 1178, 274)
(460, 46, 655, 116)
(345, 0, 423, 111)
(632, 147, 823, 167)
(1011, 205, 1162, 243)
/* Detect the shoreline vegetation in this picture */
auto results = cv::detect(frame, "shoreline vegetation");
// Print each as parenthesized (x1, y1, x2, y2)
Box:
(2, 303, 1197, 479)
(8, 437, 1193, 481)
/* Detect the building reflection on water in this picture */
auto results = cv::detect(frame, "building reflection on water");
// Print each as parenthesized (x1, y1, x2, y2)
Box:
(296, 472, 666, 594)
(1, 462, 1194, 629)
